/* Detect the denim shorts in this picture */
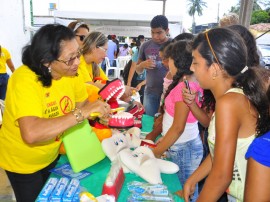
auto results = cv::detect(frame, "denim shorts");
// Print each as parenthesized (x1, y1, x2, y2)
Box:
(168, 135, 203, 202)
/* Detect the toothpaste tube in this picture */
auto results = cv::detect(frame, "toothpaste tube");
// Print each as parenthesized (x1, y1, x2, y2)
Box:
(51, 177, 70, 202)
(129, 193, 173, 201)
(127, 181, 168, 195)
(36, 178, 58, 202)
(62, 179, 80, 202)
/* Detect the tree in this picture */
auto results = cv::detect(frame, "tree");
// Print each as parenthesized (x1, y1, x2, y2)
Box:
(229, 0, 263, 14)
(251, 10, 270, 24)
(228, 0, 270, 24)
(187, 0, 207, 33)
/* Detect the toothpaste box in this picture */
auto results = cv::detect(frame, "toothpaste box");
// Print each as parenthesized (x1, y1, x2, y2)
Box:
(50, 177, 70, 202)
(62, 179, 80, 202)
(36, 178, 59, 202)
(71, 187, 81, 202)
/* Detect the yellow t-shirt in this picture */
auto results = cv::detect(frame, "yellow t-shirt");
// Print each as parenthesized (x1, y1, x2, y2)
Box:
(79, 56, 108, 82)
(78, 60, 91, 83)
(0, 47, 11, 73)
(0, 65, 88, 173)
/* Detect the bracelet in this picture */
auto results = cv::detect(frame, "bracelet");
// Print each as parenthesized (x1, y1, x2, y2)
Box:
(72, 108, 84, 124)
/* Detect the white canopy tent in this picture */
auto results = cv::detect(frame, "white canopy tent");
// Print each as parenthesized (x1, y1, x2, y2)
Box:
(34, 10, 184, 38)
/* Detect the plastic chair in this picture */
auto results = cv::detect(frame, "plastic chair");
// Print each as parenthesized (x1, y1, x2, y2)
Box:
(105, 57, 118, 78)
(117, 56, 131, 78)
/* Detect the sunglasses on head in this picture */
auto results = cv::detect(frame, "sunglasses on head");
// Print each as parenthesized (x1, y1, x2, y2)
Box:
(76, 35, 86, 42)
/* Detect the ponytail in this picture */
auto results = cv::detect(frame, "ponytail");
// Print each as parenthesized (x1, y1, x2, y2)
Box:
(233, 67, 270, 135)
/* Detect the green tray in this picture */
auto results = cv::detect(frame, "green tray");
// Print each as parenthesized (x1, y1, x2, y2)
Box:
(62, 120, 105, 173)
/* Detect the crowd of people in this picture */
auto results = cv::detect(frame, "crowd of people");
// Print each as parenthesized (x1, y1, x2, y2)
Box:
(0, 12, 269, 202)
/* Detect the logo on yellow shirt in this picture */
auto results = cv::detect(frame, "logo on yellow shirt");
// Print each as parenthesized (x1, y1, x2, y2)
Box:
(60, 96, 73, 114)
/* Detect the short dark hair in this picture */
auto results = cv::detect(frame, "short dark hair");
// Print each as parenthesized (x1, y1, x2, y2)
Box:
(138, 35, 145, 40)
(150, 15, 168, 30)
(107, 35, 112, 40)
(173, 33, 194, 42)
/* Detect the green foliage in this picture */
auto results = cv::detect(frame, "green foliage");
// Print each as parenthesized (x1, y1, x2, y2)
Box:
(228, 0, 270, 24)
(187, 0, 207, 33)
(251, 10, 270, 24)
(229, 5, 240, 14)
(187, 0, 207, 18)
(229, 0, 263, 14)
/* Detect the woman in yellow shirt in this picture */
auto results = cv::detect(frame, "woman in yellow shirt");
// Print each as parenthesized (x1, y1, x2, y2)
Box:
(0, 24, 110, 202)
(0, 45, 15, 99)
(79, 31, 142, 109)
(79, 31, 108, 86)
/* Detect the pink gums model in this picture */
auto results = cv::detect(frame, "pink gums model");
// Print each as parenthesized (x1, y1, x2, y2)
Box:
(109, 111, 134, 128)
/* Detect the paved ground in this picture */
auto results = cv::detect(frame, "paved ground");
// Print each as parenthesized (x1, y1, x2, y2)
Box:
(0, 168, 15, 202)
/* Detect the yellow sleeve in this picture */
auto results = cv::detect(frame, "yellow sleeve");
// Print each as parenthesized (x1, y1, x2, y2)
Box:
(99, 67, 108, 80)
(8, 67, 44, 120)
(3, 48, 11, 60)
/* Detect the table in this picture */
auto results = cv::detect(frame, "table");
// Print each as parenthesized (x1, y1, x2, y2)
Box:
(50, 115, 184, 201)
(53, 155, 183, 201)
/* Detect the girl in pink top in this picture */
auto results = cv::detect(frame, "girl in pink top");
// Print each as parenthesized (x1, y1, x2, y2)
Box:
(152, 40, 203, 202)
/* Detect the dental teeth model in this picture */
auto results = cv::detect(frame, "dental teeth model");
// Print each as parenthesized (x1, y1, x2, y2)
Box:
(99, 79, 125, 102)
(108, 111, 134, 128)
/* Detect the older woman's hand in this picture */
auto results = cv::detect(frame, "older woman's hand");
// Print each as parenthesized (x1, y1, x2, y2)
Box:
(81, 100, 111, 119)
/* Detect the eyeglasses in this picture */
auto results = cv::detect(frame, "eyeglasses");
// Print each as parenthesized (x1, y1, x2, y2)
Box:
(56, 51, 81, 66)
(205, 31, 221, 68)
(76, 35, 86, 42)
(97, 46, 107, 53)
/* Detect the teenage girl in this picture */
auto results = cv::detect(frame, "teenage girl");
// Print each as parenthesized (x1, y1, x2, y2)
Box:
(182, 28, 269, 202)
(152, 40, 203, 202)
